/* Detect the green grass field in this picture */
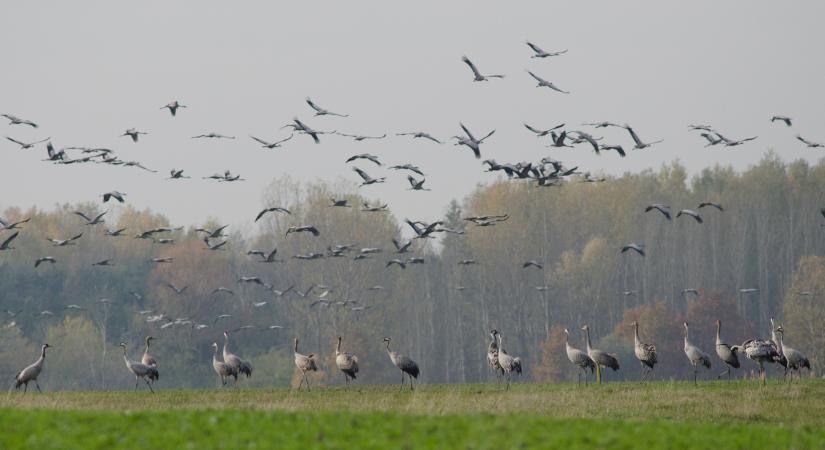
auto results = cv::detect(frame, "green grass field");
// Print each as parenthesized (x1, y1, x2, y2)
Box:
(2, 381, 824, 449)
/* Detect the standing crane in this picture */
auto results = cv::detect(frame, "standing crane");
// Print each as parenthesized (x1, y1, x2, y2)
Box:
(774, 326, 811, 380)
(211, 342, 237, 387)
(383, 337, 420, 390)
(564, 328, 594, 385)
(118, 342, 158, 393)
(682, 322, 711, 384)
(335, 336, 359, 386)
(487, 329, 504, 383)
(494, 330, 522, 389)
(714, 320, 740, 380)
(631, 321, 657, 380)
(10, 344, 50, 394)
(770, 318, 789, 373)
(222, 331, 253, 383)
(741, 337, 782, 384)
(293, 337, 318, 390)
(141, 336, 159, 385)
(581, 325, 619, 383)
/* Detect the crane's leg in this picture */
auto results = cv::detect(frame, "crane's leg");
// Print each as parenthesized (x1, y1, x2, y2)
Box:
(400, 372, 405, 391)
(595, 364, 601, 384)
(693, 367, 697, 385)
(145, 378, 154, 393)
(410, 375, 415, 391)
(23, 383, 28, 394)
(35, 381, 42, 393)
(135, 376, 140, 391)
(305, 374, 311, 392)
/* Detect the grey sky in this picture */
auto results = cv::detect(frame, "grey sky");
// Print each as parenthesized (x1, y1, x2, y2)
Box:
(3, 1, 824, 232)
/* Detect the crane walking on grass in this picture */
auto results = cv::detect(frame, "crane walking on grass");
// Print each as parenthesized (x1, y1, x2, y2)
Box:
(383, 337, 419, 390)
(211, 342, 237, 387)
(119, 342, 158, 393)
(631, 321, 657, 380)
(294, 337, 318, 390)
(564, 328, 594, 385)
(141, 336, 159, 385)
(11, 344, 50, 394)
(715, 320, 740, 380)
(487, 329, 504, 383)
(494, 330, 522, 389)
(682, 322, 711, 385)
(222, 331, 253, 384)
(335, 336, 359, 386)
(582, 325, 619, 383)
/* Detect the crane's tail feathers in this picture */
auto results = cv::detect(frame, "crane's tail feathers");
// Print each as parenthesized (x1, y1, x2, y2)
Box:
(513, 358, 523, 375)
(239, 362, 253, 377)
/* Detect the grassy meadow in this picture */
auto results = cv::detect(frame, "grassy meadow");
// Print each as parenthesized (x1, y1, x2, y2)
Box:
(1, 381, 824, 449)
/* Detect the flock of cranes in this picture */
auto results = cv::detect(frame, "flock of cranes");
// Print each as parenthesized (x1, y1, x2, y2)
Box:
(3, 36, 823, 394)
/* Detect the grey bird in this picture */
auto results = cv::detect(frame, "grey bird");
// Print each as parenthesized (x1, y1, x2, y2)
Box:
(676, 209, 703, 223)
(74, 210, 107, 225)
(644, 204, 671, 220)
(335, 336, 359, 386)
(698, 202, 724, 211)
(255, 206, 291, 222)
(624, 124, 663, 149)
(192, 132, 235, 139)
(47, 233, 83, 247)
(250, 134, 293, 149)
(102, 191, 126, 203)
(453, 123, 495, 159)
(524, 122, 565, 137)
(345, 153, 382, 166)
(682, 322, 711, 385)
(34, 257, 56, 268)
(487, 330, 504, 383)
(306, 97, 348, 117)
(285, 225, 320, 237)
(293, 337, 318, 390)
(383, 337, 419, 390)
(121, 128, 147, 142)
(525, 41, 567, 58)
(771, 116, 792, 127)
(407, 176, 429, 191)
(353, 167, 385, 186)
(621, 243, 645, 256)
(796, 135, 824, 148)
(338, 132, 386, 142)
(160, 101, 187, 116)
(2, 114, 38, 128)
(715, 132, 757, 147)
(118, 342, 158, 393)
(774, 325, 810, 380)
(582, 325, 620, 382)
(495, 331, 523, 389)
(11, 344, 50, 393)
(396, 132, 442, 144)
(526, 70, 569, 93)
(222, 331, 253, 381)
(211, 342, 237, 387)
(564, 328, 594, 385)
(5, 136, 49, 149)
(388, 163, 426, 176)
(461, 55, 505, 81)
(714, 320, 740, 380)
(0, 217, 30, 230)
(631, 321, 657, 380)
(522, 260, 544, 269)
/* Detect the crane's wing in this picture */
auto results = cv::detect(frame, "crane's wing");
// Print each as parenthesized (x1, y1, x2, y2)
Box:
(526, 41, 544, 55)
(353, 167, 371, 181)
(524, 123, 543, 134)
(526, 70, 544, 83)
(1, 232, 18, 248)
(626, 126, 643, 146)
(250, 135, 271, 146)
(459, 123, 476, 141)
(461, 56, 482, 78)
(478, 129, 496, 142)
(305, 97, 323, 113)
(73, 211, 92, 222)
(69, 232, 84, 241)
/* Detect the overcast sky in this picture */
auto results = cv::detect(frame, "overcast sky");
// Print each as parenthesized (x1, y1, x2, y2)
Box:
(2, 1, 824, 233)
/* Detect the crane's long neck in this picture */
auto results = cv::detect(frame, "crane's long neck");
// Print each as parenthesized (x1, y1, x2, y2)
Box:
(584, 328, 592, 351)
(41, 346, 48, 359)
(121, 345, 129, 362)
(775, 331, 784, 351)
(212, 346, 220, 363)
(336, 338, 342, 355)
(490, 333, 497, 347)
(144, 338, 151, 354)
(633, 324, 641, 346)
(223, 334, 230, 355)
(715, 322, 721, 344)
(385, 340, 392, 355)
(684, 325, 691, 347)
(294, 338, 299, 354)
